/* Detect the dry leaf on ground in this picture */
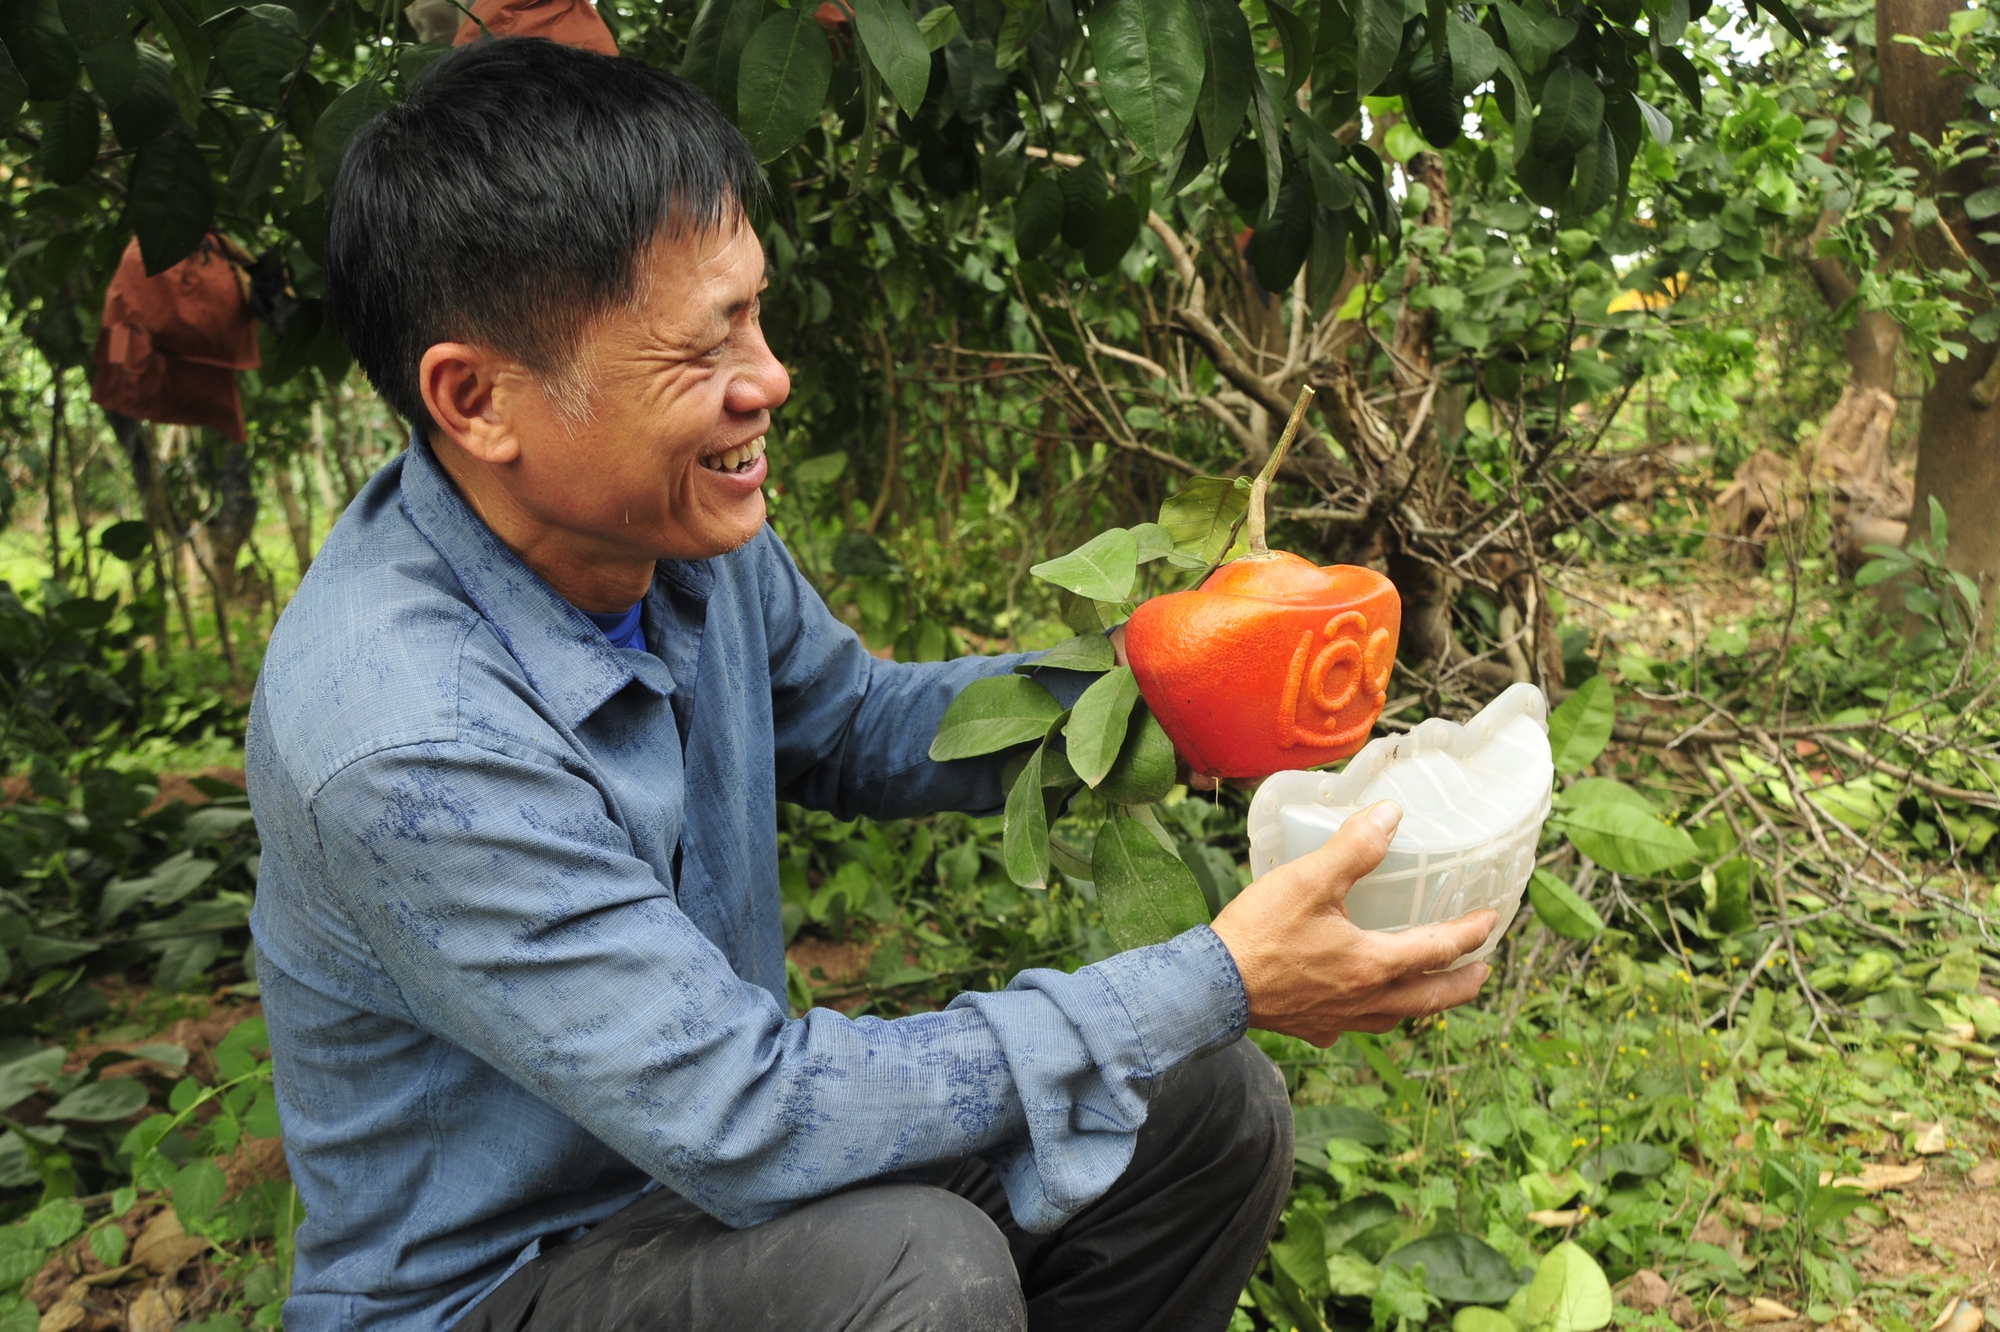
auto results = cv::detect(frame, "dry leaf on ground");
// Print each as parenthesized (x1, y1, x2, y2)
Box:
(1820, 1162, 1925, 1193)
(127, 1280, 186, 1328)
(1913, 1123, 1949, 1155)
(1746, 1297, 1801, 1323)
(1927, 1300, 1983, 1332)
(1620, 1270, 1672, 1313)
(132, 1213, 209, 1279)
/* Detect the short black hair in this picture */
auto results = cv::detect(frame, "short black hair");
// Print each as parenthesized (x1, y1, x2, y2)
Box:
(326, 38, 767, 433)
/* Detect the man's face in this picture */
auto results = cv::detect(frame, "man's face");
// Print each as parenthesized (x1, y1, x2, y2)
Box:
(500, 218, 789, 566)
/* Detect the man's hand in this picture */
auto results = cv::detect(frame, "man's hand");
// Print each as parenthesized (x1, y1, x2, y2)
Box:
(1210, 801, 1496, 1046)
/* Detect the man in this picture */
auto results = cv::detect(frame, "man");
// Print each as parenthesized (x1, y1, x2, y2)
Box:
(246, 36, 1497, 1332)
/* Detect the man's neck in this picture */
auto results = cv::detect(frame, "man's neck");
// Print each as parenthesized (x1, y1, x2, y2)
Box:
(425, 433, 654, 614)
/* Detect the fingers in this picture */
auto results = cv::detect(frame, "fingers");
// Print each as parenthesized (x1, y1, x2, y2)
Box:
(1372, 909, 1499, 977)
(1293, 801, 1401, 910)
(1352, 963, 1492, 1021)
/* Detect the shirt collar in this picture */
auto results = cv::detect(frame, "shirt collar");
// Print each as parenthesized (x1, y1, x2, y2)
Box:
(397, 433, 680, 728)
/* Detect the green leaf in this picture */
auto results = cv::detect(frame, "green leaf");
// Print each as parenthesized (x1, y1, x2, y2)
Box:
(737, 5, 832, 163)
(1531, 64, 1603, 158)
(851, 0, 929, 115)
(917, 4, 959, 48)
(1456, 1307, 1519, 1332)
(28, 1199, 82, 1248)
(171, 1159, 225, 1227)
(1656, 47, 1700, 112)
(1546, 674, 1613, 775)
(214, 1016, 269, 1081)
(1446, 16, 1498, 95)
(1527, 869, 1604, 940)
(1092, 813, 1211, 950)
(1492, 0, 1574, 75)
(1058, 164, 1106, 248)
(46, 1077, 149, 1122)
(1520, 1242, 1612, 1332)
(1003, 743, 1051, 889)
(1757, 0, 1808, 45)
(0, 1049, 64, 1113)
(38, 84, 100, 186)
(1098, 704, 1178, 804)
(1405, 38, 1459, 147)
(78, 28, 134, 104)
(1247, 173, 1313, 292)
(790, 451, 846, 487)
(0, 1231, 45, 1291)
(130, 0, 206, 118)
(1082, 191, 1141, 275)
(313, 79, 392, 194)
(1089, 0, 1203, 160)
(58, 0, 127, 53)
(0, 0, 80, 101)
(1158, 475, 1249, 565)
(1186, 0, 1251, 169)
(1383, 1232, 1526, 1305)
(1030, 527, 1139, 602)
(223, 126, 285, 213)
(87, 1225, 126, 1270)
(1561, 801, 1697, 877)
(214, 6, 304, 107)
(1556, 775, 1655, 814)
(1249, 67, 1283, 211)
(1014, 171, 1064, 259)
(678, 0, 764, 113)
(105, 41, 173, 150)
(128, 124, 213, 274)
(1112, 528, 1168, 570)
(1578, 1140, 1673, 1184)
(1355, 0, 1402, 96)
(1019, 633, 1115, 674)
(1293, 1104, 1392, 1151)
(1264, 0, 1312, 97)
(1067, 666, 1142, 786)
(0, 42, 28, 135)
(1635, 93, 1672, 146)
(929, 674, 1064, 760)
(0, 1135, 37, 1191)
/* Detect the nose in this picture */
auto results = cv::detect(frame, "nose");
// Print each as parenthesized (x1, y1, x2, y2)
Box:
(726, 324, 790, 419)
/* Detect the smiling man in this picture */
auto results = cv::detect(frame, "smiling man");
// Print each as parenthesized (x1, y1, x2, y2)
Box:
(246, 36, 1496, 1332)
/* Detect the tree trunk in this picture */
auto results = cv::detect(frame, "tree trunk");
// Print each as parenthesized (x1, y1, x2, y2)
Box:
(1803, 213, 1904, 396)
(1877, 0, 2000, 633)
(105, 410, 200, 652)
(270, 457, 315, 576)
(195, 434, 259, 602)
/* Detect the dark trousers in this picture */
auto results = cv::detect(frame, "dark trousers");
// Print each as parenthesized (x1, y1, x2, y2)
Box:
(456, 1039, 1293, 1332)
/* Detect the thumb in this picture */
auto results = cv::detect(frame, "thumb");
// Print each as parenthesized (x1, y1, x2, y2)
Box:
(1290, 800, 1401, 913)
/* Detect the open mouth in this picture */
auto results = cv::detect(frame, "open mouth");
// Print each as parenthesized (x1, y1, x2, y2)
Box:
(700, 436, 767, 474)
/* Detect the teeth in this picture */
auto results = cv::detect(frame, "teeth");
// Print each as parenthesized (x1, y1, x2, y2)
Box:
(701, 436, 767, 473)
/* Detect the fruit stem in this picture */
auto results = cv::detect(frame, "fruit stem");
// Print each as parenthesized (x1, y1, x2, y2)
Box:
(1245, 385, 1316, 557)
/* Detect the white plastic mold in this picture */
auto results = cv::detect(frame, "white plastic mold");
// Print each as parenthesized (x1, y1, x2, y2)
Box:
(1246, 683, 1555, 967)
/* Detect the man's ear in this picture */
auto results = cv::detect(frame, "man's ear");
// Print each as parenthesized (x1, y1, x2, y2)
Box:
(419, 343, 524, 465)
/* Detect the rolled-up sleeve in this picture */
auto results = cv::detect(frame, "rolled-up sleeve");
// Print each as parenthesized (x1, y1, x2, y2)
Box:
(311, 740, 1249, 1233)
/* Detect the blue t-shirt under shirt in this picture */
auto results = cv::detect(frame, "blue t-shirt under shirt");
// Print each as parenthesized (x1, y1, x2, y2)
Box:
(583, 603, 646, 652)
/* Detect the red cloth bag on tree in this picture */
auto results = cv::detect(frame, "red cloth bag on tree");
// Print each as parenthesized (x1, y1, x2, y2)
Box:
(90, 235, 261, 444)
(453, 0, 618, 54)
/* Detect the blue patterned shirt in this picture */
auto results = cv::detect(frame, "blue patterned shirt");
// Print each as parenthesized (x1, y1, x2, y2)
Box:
(245, 438, 1250, 1332)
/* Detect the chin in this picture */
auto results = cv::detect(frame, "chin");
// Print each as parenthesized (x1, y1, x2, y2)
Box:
(675, 503, 767, 560)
